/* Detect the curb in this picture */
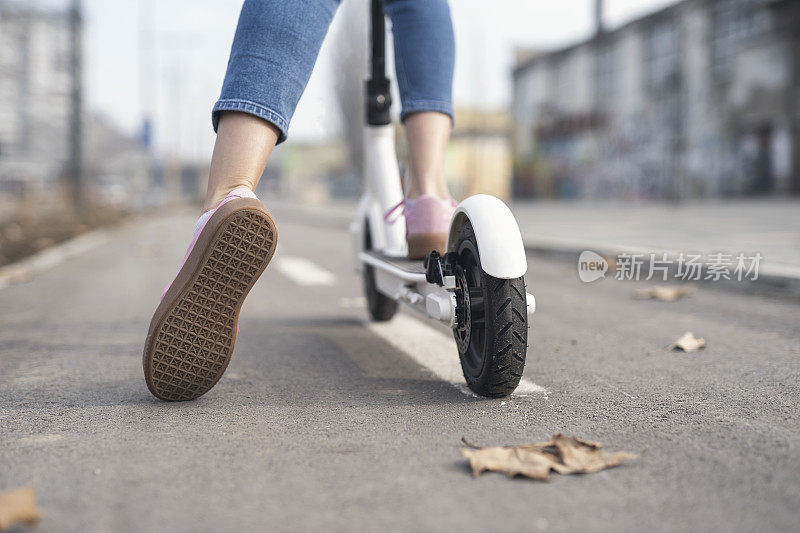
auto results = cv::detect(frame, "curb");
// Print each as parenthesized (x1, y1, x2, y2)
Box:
(523, 237, 800, 300)
(266, 199, 800, 299)
(0, 229, 109, 290)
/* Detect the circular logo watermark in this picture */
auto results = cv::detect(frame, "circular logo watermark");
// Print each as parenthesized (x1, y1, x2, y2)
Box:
(578, 250, 608, 283)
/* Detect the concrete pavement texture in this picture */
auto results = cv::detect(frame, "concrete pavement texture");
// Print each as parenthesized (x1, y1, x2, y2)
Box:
(1, 205, 798, 532)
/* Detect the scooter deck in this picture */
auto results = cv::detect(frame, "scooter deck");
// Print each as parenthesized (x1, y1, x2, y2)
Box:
(365, 251, 426, 274)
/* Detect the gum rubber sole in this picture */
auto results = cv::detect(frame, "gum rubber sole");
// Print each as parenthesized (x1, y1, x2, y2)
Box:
(143, 198, 277, 401)
(407, 232, 448, 260)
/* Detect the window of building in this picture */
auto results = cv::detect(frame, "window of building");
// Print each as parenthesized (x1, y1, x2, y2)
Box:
(594, 39, 616, 111)
(644, 17, 680, 93)
(53, 49, 71, 74)
(712, 0, 771, 81)
(644, 17, 683, 141)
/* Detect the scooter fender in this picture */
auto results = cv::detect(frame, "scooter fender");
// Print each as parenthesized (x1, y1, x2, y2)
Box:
(447, 194, 528, 279)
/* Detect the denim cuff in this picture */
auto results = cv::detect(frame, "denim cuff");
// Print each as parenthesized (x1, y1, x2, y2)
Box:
(400, 99, 454, 124)
(212, 99, 290, 144)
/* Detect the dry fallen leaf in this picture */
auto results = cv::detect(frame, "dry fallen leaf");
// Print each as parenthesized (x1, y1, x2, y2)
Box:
(461, 434, 638, 481)
(0, 265, 33, 285)
(633, 285, 692, 302)
(670, 331, 706, 352)
(0, 487, 41, 531)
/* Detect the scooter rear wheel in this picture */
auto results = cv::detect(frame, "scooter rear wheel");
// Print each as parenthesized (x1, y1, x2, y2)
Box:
(452, 221, 528, 397)
(362, 221, 398, 322)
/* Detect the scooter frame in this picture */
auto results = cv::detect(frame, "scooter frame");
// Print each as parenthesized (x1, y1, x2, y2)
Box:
(350, 0, 534, 329)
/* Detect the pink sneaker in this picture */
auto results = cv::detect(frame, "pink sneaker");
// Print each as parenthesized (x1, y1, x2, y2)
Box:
(386, 195, 457, 259)
(143, 187, 277, 401)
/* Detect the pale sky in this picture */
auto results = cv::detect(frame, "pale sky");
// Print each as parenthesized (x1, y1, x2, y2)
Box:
(75, 0, 678, 160)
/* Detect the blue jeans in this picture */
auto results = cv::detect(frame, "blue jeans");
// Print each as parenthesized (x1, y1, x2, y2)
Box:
(212, 0, 454, 143)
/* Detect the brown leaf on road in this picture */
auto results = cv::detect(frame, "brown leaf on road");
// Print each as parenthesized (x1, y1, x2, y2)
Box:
(633, 285, 692, 302)
(0, 265, 33, 286)
(461, 434, 638, 481)
(0, 487, 41, 531)
(669, 331, 706, 352)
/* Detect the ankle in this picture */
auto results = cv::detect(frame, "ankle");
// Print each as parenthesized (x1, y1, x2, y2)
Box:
(406, 191, 452, 201)
(405, 181, 451, 201)
(203, 181, 254, 212)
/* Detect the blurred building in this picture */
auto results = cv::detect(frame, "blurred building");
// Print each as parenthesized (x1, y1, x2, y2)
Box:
(446, 108, 513, 200)
(274, 141, 350, 204)
(0, 2, 158, 218)
(512, 0, 800, 199)
(85, 113, 154, 210)
(0, 3, 73, 199)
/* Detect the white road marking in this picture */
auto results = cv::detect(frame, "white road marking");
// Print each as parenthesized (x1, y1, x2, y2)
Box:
(17, 433, 66, 446)
(338, 296, 366, 308)
(367, 313, 549, 399)
(0, 230, 108, 290)
(274, 256, 337, 286)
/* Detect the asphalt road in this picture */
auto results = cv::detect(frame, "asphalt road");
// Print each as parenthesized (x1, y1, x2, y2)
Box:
(1, 206, 798, 532)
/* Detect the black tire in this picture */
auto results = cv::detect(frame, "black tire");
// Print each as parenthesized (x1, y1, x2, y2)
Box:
(452, 221, 528, 397)
(362, 221, 398, 322)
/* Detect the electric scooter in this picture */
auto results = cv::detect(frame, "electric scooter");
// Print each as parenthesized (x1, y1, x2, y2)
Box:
(350, 0, 536, 398)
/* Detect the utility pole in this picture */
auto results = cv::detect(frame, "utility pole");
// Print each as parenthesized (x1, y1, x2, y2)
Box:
(594, 0, 604, 36)
(139, 0, 155, 153)
(774, 0, 800, 195)
(765, 0, 800, 195)
(67, 0, 84, 210)
(139, 0, 158, 202)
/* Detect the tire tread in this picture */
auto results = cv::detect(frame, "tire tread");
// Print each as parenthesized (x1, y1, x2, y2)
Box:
(455, 221, 528, 398)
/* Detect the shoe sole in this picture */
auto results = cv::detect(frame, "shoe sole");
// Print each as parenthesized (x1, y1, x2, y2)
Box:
(407, 232, 448, 260)
(143, 198, 277, 401)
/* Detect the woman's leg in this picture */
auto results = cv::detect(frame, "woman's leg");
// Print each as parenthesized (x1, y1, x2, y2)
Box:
(208, 0, 453, 209)
(204, 113, 280, 211)
(205, 0, 340, 211)
(382, 0, 456, 258)
(383, 0, 455, 200)
(144, 0, 340, 401)
(403, 112, 452, 199)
